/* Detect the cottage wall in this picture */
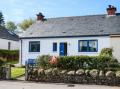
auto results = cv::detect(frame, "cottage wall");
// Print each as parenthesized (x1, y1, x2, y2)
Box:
(20, 36, 110, 65)
(110, 36, 120, 62)
(0, 38, 19, 50)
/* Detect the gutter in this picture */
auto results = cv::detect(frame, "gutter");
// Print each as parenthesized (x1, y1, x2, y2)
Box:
(19, 34, 109, 39)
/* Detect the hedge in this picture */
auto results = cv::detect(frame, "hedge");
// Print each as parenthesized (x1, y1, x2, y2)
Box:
(57, 55, 119, 70)
(36, 55, 120, 71)
(0, 49, 19, 62)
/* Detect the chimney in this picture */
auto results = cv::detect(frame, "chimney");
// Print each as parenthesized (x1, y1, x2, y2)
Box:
(107, 5, 117, 16)
(36, 12, 45, 21)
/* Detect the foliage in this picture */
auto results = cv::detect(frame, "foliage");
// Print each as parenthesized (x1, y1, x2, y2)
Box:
(11, 67, 25, 79)
(0, 12, 5, 26)
(100, 48, 113, 57)
(0, 49, 19, 62)
(57, 55, 117, 70)
(36, 55, 51, 69)
(0, 57, 5, 66)
(19, 18, 35, 30)
(6, 21, 17, 31)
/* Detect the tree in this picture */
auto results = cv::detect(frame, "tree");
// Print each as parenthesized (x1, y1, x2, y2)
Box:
(6, 21, 17, 31)
(0, 12, 5, 26)
(19, 18, 35, 30)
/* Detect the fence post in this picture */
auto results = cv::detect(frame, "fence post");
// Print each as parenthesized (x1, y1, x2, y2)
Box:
(25, 61, 28, 81)
(6, 64, 11, 80)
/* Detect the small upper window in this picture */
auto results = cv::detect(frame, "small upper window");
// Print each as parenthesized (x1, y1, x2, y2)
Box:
(53, 43, 57, 52)
(29, 41, 40, 52)
(78, 40, 98, 52)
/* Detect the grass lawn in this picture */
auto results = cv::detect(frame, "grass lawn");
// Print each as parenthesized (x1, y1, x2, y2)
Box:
(11, 67, 25, 79)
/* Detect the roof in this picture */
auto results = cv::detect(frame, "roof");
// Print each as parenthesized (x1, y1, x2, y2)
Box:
(21, 14, 120, 38)
(0, 26, 19, 41)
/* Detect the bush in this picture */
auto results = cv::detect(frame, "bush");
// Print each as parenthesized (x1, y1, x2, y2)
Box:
(0, 49, 19, 62)
(100, 48, 113, 57)
(0, 57, 5, 66)
(57, 55, 116, 70)
(36, 55, 51, 69)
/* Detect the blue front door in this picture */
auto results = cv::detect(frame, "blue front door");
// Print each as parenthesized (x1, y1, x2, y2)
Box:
(60, 43, 67, 56)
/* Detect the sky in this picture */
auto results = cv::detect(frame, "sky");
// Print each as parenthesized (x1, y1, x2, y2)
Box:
(0, 0, 120, 23)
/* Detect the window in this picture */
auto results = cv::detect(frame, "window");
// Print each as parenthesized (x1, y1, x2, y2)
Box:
(78, 40, 98, 52)
(29, 41, 40, 52)
(53, 43, 57, 52)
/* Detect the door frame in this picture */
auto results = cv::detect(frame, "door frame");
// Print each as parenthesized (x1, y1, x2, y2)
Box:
(59, 42, 67, 56)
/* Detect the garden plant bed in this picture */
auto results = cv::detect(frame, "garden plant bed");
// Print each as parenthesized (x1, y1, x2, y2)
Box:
(25, 49, 120, 86)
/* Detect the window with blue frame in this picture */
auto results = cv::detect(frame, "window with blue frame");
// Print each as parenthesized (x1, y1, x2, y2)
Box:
(78, 40, 98, 52)
(29, 41, 40, 52)
(53, 43, 57, 52)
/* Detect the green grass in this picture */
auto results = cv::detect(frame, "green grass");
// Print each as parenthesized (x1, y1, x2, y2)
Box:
(11, 67, 25, 79)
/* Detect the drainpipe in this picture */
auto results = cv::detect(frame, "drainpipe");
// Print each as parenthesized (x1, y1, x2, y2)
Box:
(20, 39, 23, 66)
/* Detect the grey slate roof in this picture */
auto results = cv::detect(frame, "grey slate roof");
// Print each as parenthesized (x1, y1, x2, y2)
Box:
(21, 14, 120, 38)
(0, 26, 19, 41)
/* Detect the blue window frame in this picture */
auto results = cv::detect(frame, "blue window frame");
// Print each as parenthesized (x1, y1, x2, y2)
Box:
(78, 40, 98, 52)
(53, 43, 57, 52)
(29, 41, 40, 52)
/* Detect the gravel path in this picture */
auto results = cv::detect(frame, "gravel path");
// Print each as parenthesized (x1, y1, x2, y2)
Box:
(0, 80, 119, 89)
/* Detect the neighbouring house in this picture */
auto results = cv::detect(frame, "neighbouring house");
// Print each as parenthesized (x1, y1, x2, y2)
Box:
(0, 26, 19, 50)
(20, 5, 120, 65)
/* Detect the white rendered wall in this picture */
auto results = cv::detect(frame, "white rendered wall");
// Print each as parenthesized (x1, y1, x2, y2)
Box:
(20, 36, 111, 65)
(110, 37, 120, 62)
(0, 38, 19, 50)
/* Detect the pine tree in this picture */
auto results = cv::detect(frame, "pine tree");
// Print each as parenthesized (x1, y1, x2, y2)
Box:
(0, 12, 5, 26)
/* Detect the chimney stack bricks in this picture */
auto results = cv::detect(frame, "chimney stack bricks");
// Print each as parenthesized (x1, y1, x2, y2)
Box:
(36, 12, 45, 21)
(107, 5, 117, 15)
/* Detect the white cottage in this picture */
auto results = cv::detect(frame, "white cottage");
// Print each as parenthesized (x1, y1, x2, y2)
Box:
(0, 26, 19, 50)
(20, 5, 120, 65)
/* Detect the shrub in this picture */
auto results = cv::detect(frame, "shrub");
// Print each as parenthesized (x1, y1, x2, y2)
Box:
(0, 57, 5, 66)
(57, 55, 115, 70)
(99, 48, 113, 57)
(36, 55, 51, 69)
(0, 49, 19, 62)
